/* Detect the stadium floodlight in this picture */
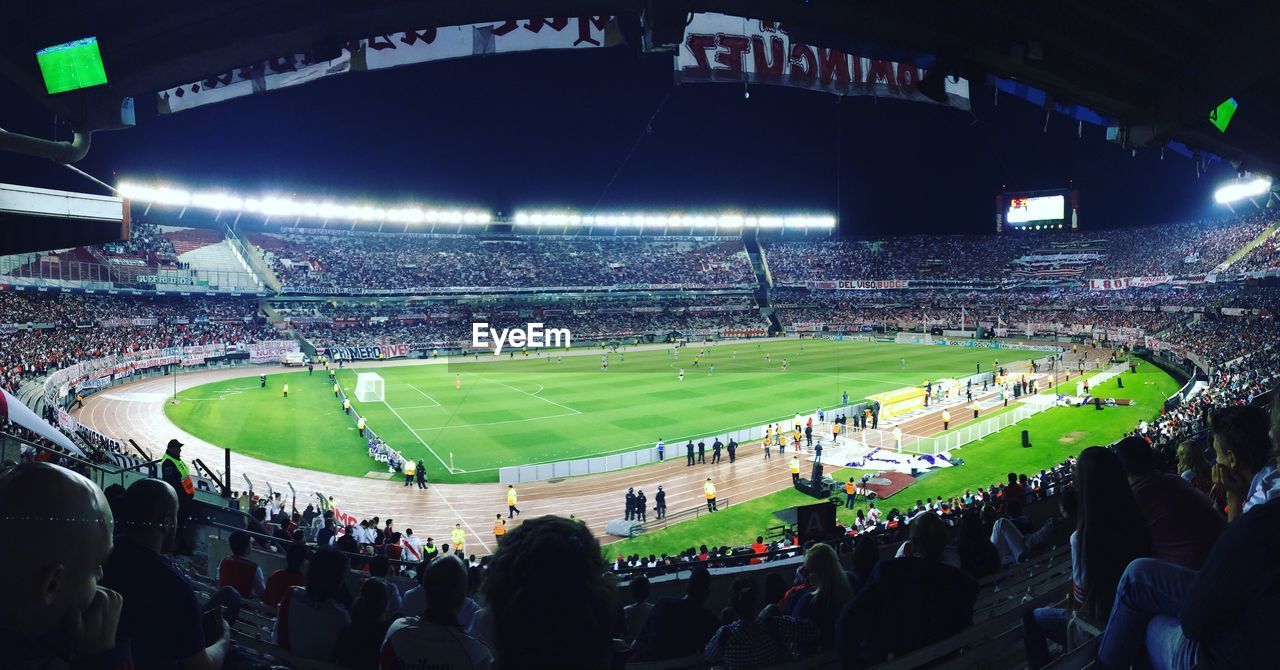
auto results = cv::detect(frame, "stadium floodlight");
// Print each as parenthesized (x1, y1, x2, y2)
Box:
(1213, 177, 1272, 204)
(510, 209, 837, 229)
(117, 179, 491, 225)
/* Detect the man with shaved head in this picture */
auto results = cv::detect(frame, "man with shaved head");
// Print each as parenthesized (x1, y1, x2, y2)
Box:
(102, 478, 231, 670)
(0, 462, 131, 668)
(381, 555, 492, 669)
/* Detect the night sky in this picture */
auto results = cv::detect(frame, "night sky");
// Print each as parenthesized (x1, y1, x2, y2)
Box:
(0, 44, 1237, 237)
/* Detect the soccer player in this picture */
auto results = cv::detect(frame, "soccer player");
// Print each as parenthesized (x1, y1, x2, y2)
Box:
(260, 374, 266, 388)
(693, 356, 699, 367)
(455, 373, 462, 389)
(900, 357, 906, 368)
(766, 352, 771, 362)
(506, 485, 520, 518)
(282, 383, 289, 398)
(704, 478, 717, 512)
(709, 364, 715, 376)
(678, 367, 685, 382)
(782, 358, 789, 371)
(601, 355, 607, 371)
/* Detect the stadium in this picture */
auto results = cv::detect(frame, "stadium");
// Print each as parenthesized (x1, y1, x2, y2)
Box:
(0, 4, 1277, 670)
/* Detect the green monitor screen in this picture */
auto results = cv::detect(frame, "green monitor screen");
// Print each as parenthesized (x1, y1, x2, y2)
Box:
(1209, 97, 1238, 133)
(36, 37, 108, 94)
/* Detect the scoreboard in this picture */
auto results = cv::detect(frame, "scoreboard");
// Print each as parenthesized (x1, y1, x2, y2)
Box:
(997, 188, 1078, 233)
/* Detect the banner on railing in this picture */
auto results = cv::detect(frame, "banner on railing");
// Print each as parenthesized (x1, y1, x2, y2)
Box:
(1089, 275, 1173, 291)
(248, 340, 301, 363)
(804, 279, 911, 290)
(159, 17, 621, 114)
(317, 343, 410, 361)
(677, 13, 970, 110)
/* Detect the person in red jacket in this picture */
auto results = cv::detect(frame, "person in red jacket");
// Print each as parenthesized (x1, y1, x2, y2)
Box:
(217, 531, 265, 600)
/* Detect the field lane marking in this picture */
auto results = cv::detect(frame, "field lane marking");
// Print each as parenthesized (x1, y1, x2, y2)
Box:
(406, 384, 441, 407)
(381, 399, 456, 473)
(476, 375, 581, 415)
(409, 410, 579, 431)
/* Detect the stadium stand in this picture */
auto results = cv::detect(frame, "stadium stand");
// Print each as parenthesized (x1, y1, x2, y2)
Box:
(2, 207, 1279, 669)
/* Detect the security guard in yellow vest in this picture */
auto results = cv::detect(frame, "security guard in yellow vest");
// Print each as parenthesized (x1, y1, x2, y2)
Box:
(844, 478, 857, 509)
(704, 478, 717, 512)
(357, 416, 366, 436)
(451, 523, 466, 554)
(161, 439, 195, 498)
(403, 460, 415, 487)
(343, 397, 351, 414)
(493, 514, 506, 542)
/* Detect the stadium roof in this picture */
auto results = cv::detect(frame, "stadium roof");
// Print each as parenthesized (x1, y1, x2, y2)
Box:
(3, 1, 1279, 175)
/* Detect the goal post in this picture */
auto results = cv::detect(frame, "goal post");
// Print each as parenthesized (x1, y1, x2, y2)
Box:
(894, 332, 933, 345)
(355, 373, 385, 403)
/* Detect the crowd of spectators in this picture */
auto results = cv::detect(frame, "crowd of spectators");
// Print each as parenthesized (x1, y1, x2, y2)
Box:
(764, 210, 1277, 284)
(249, 230, 755, 293)
(1224, 227, 1280, 273)
(771, 286, 1212, 335)
(0, 292, 274, 395)
(276, 295, 767, 349)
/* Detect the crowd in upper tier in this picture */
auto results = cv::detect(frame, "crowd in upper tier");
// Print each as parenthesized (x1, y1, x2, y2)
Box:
(249, 231, 755, 293)
(764, 210, 1278, 284)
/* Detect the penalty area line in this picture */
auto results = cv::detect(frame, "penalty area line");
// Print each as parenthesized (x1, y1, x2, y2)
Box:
(381, 399, 456, 474)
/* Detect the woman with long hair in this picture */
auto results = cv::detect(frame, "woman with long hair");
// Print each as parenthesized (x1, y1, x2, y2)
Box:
(1177, 440, 1218, 503)
(1022, 446, 1149, 669)
(792, 543, 854, 650)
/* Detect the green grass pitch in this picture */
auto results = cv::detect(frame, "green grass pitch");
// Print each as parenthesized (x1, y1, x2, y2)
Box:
(605, 361, 1179, 558)
(164, 339, 1043, 483)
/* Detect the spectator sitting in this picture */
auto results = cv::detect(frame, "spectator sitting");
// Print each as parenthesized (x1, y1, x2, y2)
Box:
(381, 555, 492, 669)
(1096, 388, 1280, 669)
(365, 556, 402, 616)
(631, 566, 720, 662)
(274, 549, 351, 660)
(704, 576, 818, 669)
(1210, 405, 1277, 521)
(791, 543, 854, 650)
(0, 463, 130, 669)
(216, 531, 266, 600)
(103, 478, 233, 670)
(622, 576, 654, 645)
(956, 510, 1002, 578)
(990, 490, 1079, 567)
(398, 559, 481, 630)
(1176, 440, 1220, 506)
(836, 512, 979, 668)
(263, 542, 308, 609)
(1022, 446, 1150, 669)
(1113, 436, 1225, 570)
(480, 516, 613, 669)
(335, 577, 393, 670)
(848, 535, 881, 593)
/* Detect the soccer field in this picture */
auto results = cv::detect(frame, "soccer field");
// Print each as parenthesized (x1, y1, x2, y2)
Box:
(165, 339, 1042, 483)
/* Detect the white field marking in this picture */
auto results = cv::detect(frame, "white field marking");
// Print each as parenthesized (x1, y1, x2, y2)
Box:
(406, 384, 441, 406)
(395, 404, 443, 410)
(531, 384, 545, 396)
(380, 399, 455, 473)
(409, 410, 579, 431)
(477, 375, 581, 415)
(430, 486, 492, 553)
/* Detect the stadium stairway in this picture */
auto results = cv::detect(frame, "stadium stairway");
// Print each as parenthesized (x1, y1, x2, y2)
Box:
(178, 237, 263, 291)
(1215, 218, 1280, 272)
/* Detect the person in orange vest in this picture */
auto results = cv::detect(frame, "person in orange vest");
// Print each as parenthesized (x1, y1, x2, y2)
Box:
(455, 373, 462, 389)
(844, 478, 857, 509)
(493, 514, 506, 542)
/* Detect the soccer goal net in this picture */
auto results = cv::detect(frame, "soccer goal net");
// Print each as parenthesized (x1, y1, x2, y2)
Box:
(894, 332, 933, 345)
(355, 373, 385, 403)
